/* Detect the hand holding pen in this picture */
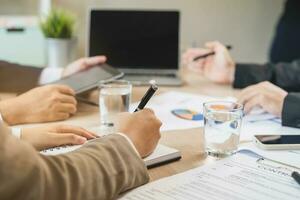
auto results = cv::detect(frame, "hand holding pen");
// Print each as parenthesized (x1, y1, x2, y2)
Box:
(183, 41, 235, 84)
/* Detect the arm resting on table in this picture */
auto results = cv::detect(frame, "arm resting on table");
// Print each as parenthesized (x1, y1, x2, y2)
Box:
(0, 123, 149, 200)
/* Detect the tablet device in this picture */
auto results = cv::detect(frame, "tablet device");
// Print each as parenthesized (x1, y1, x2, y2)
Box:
(49, 64, 124, 94)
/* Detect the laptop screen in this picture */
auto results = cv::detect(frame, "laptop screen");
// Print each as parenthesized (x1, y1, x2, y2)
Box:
(89, 10, 179, 70)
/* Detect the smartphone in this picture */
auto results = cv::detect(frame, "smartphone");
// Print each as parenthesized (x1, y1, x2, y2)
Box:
(254, 135, 300, 150)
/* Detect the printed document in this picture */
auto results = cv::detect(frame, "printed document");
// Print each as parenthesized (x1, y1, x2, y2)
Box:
(120, 151, 300, 200)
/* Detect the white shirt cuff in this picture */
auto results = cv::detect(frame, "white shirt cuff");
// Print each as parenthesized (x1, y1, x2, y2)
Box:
(39, 68, 64, 85)
(114, 132, 140, 157)
(11, 127, 22, 139)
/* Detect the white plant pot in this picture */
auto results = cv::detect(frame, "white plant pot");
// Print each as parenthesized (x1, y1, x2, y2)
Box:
(46, 38, 75, 68)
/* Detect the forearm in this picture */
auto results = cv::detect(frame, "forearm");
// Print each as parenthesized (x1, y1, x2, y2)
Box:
(0, 128, 149, 200)
(233, 60, 300, 92)
(41, 135, 149, 200)
(282, 93, 300, 128)
(233, 63, 273, 88)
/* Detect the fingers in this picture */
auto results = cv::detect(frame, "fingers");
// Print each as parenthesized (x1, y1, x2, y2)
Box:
(54, 113, 71, 121)
(49, 133, 88, 146)
(58, 94, 77, 104)
(56, 103, 77, 114)
(54, 124, 97, 139)
(243, 95, 261, 114)
(82, 56, 107, 70)
(51, 85, 75, 96)
(141, 108, 154, 114)
(237, 85, 260, 105)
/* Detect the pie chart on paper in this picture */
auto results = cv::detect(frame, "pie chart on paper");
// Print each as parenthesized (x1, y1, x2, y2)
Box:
(171, 109, 204, 121)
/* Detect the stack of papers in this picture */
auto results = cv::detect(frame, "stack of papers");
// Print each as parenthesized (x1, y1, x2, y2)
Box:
(120, 150, 300, 200)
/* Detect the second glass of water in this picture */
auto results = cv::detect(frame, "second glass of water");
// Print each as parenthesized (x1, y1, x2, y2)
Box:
(99, 80, 132, 133)
(203, 101, 243, 158)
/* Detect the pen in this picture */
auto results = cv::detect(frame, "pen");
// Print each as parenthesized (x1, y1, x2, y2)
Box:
(193, 45, 232, 61)
(292, 171, 300, 185)
(134, 84, 158, 112)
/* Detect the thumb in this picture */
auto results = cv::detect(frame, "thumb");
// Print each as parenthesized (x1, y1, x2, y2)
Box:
(83, 56, 107, 69)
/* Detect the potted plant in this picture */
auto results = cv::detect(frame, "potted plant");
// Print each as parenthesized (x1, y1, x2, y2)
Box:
(40, 9, 76, 68)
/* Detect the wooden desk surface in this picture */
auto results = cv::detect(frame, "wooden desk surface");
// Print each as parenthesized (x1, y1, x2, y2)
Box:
(2, 70, 242, 182)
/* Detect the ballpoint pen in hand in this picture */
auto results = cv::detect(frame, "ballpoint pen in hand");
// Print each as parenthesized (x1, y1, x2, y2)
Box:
(193, 45, 232, 61)
(134, 84, 158, 112)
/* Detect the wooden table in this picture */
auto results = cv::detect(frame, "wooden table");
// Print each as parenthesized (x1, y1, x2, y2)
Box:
(2, 70, 242, 182)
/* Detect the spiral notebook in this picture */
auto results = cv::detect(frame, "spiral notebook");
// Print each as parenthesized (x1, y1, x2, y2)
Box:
(40, 142, 181, 169)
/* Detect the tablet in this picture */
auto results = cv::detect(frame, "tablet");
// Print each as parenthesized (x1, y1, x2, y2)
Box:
(49, 64, 124, 94)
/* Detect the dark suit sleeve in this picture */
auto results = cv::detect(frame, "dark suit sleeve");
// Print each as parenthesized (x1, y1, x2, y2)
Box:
(282, 93, 300, 128)
(0, 61, 42, 93)
(233, 60, 300, 92)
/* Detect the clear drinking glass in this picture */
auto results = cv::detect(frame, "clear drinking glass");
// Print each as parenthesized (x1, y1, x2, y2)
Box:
(99, 80, 132, 133)
(203, 101, 244, 157)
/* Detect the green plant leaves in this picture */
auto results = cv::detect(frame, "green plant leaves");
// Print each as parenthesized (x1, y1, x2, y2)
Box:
(40, 9, 75, 39)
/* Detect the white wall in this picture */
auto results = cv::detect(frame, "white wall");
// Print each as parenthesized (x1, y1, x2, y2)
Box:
(1, 0, 285, 63)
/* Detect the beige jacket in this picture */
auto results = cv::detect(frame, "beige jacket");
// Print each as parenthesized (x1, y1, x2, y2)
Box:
(0, 122, 149, 200)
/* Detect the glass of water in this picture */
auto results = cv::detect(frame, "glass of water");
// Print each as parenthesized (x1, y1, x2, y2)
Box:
(99, 80, 132, 133)
(203, 101, 243, 158)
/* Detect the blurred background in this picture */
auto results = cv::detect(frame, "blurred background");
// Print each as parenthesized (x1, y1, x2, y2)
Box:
(0, 0, 284, 67)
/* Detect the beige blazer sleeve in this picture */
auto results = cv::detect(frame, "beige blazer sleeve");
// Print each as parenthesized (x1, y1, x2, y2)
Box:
(0, 123, 149, 200)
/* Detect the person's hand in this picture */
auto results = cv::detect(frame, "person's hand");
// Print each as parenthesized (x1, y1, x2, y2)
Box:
(21, 124, 97, 151)
(237, 81, 288, 117)
(182, 41, 235, 84)
(114, 109, 162, 158)
(62, 56, 107, 77)
(0, 85, 77, 125)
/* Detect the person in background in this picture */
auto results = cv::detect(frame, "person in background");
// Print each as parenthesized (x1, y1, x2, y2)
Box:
(270, 0, 300, 63)
(0, 56, 106, 125)
(0, 109, 162, 200)
(183, 41, 300, 128)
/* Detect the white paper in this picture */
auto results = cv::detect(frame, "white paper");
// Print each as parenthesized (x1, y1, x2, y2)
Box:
(131, 91, 300, 141)
(240, 143, 300, 168)
(130, 91, 234, 132)
(120, 152, 300, 200)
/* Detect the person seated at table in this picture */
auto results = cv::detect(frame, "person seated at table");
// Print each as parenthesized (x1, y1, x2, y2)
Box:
(0, 56, 106, 125)
(0, 109, 162, 200)
(182, 41, 300, 128)
(270, 0, 300, 63)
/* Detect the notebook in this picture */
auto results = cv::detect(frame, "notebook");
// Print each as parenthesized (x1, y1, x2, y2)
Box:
(40, 142, 181, 169)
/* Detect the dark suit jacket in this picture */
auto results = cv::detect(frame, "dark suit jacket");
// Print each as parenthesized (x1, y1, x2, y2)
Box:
(0, 122, 149, 200)
(233, 60, 300, 128)
(270, 0, 300, 63)
(0, 61, 42, 93)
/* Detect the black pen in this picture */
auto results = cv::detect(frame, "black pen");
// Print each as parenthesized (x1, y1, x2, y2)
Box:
(292, 171, 300, 185)
(193, 45, 232, 61)
(134, 84, 158, 112)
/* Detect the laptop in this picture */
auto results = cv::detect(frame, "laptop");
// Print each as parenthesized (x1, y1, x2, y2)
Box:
(88, 9, 182, 86)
